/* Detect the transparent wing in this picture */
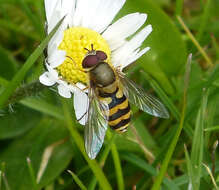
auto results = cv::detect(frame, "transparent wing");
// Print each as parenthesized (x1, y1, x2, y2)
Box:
(118, 72, 169, 118)
(84, 87, 109, 159)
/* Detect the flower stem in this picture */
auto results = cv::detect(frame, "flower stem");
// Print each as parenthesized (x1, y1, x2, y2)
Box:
(6, 81, 46, 106)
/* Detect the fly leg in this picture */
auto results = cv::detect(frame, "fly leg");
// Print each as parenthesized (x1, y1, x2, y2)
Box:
(77, 111, 88, 122)
(65, 56, 85, 73)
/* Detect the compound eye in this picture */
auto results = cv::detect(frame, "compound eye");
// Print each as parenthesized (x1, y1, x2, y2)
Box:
(82, 55, 98, 68)
(96, 51, 107, 61)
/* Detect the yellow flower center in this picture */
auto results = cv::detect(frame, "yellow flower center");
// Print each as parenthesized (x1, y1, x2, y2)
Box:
(57, 27, 111, 84)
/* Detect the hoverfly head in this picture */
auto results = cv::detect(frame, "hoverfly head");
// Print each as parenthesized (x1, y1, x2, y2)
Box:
(82, 54, 99, 69)
(95, 50, 107, 61)
(82, 44, 107, 69)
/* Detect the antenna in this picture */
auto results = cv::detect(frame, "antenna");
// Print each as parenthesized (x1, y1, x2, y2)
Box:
(84, 44, 94, 52)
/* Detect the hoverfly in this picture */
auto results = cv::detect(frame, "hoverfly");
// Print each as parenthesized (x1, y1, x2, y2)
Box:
(81, 45, 169, 159)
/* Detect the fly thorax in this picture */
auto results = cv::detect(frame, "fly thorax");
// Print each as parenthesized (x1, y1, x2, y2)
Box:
(90, 62, 115, 87)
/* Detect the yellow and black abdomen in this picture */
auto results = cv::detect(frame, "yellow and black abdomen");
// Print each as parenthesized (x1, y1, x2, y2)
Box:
(98, 87, 131, 133)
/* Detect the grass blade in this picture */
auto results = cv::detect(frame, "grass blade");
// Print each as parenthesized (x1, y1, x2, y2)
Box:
(212, 140, 218, 176)
(68, 170, 87, 190)
(89, 132, 116, 190)
(184, 145, 196, 189)
(190, 88, 208, 190)
(0, 19, 39, 40)
(151, 54, 192, 190)
(61, 98, 112, 190)
(141, 71, 193, 137)
(196, 0, 212, 41)
(122, 153, 180, 190)
(37, 139, 66, 183)
(175, 0, 184, 16)
(205, 126, 219, 132)
(203, 163, 219, 190)
(141, 71, 179, 120)
(111, 143, 124, 190)
(0, 17, 65, 109)
(130, 124, 155, 163)
(100, 132, 116, 167)
(0, 171, 2, 190)
(2, 174, 10, 190)
(18, 0, 43, 36)
(20, 98, 64, 120)
(211, 34, 219, 60)
(177, 16, 213, 67)
(6, 81, 46, 106)
(0, 78, 64, 120)
(0, 77, 8, 87)
(26, 157, 38, 190)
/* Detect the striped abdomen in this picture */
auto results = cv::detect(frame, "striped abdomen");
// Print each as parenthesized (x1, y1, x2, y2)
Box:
(98, 87, 131, 133)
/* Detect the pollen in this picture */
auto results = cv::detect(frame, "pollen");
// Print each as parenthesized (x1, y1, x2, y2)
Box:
(57, 27, 111, 84)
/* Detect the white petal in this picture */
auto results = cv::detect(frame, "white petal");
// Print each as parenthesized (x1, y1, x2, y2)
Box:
(46, 64, 59, 79)
(57, 84, 72, 98)
(47, 21, 66, 53)
(46, 0, 75, 32)
(46, 1, 62, 33)
(46, 0, 76, 56)
(76, 82, 87, 91)
(47, 17, 66, 66)
(39, 72, 56, 86)
(93, 0, 126, 33)
(122, 47, 150, 69)
(128, 25, 152, 50)
(48, 49, 66, 68)
(73, 0, 88, 26)
(44, 0, 59, 25)
(118, 25, 152, 56)
(74, 89, 89, 125)
(47, 22, 66, 69)
(112, 25, 152, 68)
(61, 0, 76, 26)
(80, 0, 101, 28)
(102, 13, 147, 50)
(73, 0, 126, 33)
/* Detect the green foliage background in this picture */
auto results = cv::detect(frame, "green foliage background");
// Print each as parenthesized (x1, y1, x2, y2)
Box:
(0, 0, 218, 189)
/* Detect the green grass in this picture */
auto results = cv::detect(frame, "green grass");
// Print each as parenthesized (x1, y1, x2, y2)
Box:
(0, 0, 218, 189)
(68, 170, 87, 190)
(26, 157, 38, 190)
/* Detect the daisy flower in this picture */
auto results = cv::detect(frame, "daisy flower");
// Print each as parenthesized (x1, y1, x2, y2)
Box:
(40, 0, 152, 126)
